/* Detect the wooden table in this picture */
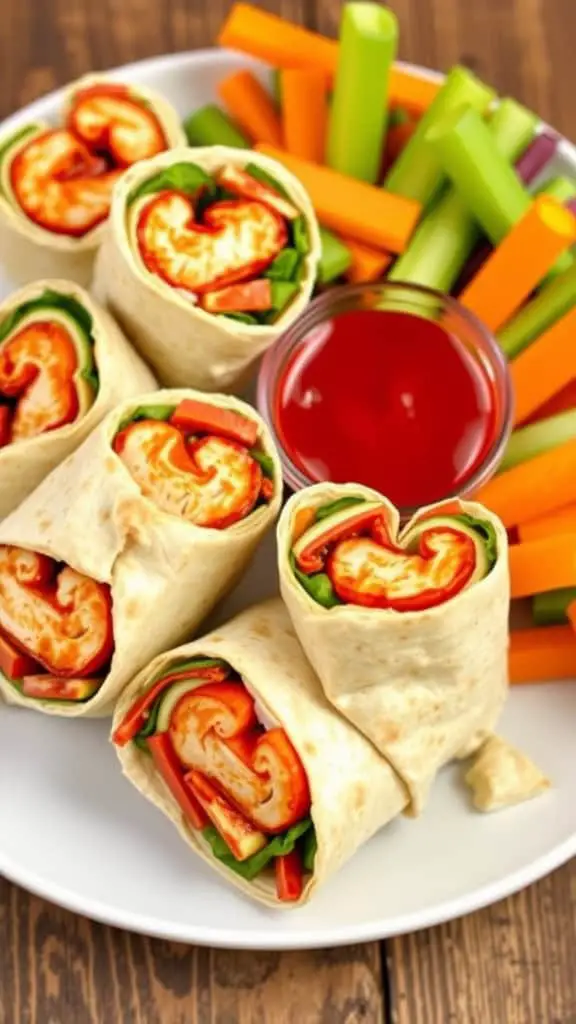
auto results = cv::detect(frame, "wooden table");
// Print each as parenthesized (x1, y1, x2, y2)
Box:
(1, 0, 575, 1021)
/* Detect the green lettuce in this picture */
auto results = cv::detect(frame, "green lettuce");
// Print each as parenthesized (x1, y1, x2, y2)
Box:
(202, 818, 314, 881)
(315, 496, 366, 521)
(450, 513, 498, 571)
(127, 162, 213, 206)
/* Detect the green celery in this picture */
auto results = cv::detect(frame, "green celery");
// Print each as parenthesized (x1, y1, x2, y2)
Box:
(327, 3, 398, 183)
(500, 409, 576, 471)
(390, 99, 532, 292)
(536, 175, 576, 204)
(498, 261, 576, 357)
(384, 66, 495, 208)
(317, 227, 352, 283)
(183, 105, 249, 149)
(429, 105, 530, 244)
(533, 588, 576, 626)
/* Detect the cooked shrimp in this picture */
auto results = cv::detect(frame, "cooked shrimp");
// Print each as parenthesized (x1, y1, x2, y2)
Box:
(68, 85, 167, 167)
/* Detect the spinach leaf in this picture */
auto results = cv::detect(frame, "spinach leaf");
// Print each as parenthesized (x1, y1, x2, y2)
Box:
(302, 827, 318, 872)
(127, 163, 213, 205)
(202, 818, 313, 881)
(0, 289, 93, 344)
(244, 162, 289, 198)
(265, 248, 301, 281)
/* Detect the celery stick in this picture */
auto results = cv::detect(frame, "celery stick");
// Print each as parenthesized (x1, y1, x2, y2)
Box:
(536, 176, 576, 204)
(489, 98, 538, 162)
(184, 105, 249, 149)
(327, 3, 398, 183)
(533, 588, 576, 626)
(500, 409, 576, 471)
(429, 105, 530, 244)
(384, 66, 495, 208)
(498, 261, 576, 357)
(390, 99, 531, 293)
(318, 227, 352, 283)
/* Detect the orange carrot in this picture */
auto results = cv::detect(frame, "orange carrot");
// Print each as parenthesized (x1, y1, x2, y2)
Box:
(344, 239, 393, 283)
(522, 378, 576, 425)
(509, 625, 576, 683)
(255, 144, 421, 253)
(474, 436, 576, 528)
(460, 197, 576, 334)
(510, 305, 576, 426)
(509, 534, 576, 598)
(218, 70, 282, 146)
(281, 69, 327, 163)
(218, 3, 439, 118)
(518, 503, 576, 543)
(384, 119, 417, 169)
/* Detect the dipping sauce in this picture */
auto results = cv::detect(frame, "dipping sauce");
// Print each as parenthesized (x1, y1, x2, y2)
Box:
(274, 308, 498, 509)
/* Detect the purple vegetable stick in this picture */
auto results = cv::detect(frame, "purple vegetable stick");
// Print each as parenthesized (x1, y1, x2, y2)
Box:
(515, 130, 560, 185)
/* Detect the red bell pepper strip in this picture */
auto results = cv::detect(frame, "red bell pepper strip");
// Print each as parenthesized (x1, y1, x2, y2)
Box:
(275, 849, 304, 902)
(0, 631, 42, 680)
(0, 406, 11, 447)
(260, 476, 275, 502)
(200, 279, 272, 313)
(21, 675, 102, 701)
(295, 506, 389, 573)
(216, 164, 299, 221)
(185, 768, 267, 860)
(111, 664, 229, 746)
(170, 399, 259, 448)
(146, 733, 208, 830)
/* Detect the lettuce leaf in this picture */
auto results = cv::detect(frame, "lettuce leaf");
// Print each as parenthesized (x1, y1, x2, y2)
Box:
(202, 818, 313, 881)
(450, 513, 498, 571)
(127, 163, 213, 206)
(290, 553, 342, 609)
(314, 496, 367, 521)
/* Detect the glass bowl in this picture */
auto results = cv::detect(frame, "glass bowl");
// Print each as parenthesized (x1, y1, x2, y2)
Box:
(257, 280, 514, 520)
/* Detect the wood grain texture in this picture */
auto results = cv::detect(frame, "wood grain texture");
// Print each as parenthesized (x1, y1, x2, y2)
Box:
(0, 0, 575, 1022)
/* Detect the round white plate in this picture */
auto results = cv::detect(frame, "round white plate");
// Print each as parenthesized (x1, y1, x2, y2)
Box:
(0, 48, 575, 951)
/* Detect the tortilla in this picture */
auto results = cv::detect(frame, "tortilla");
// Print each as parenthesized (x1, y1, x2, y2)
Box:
(0, 74, 186, 288)
(0, 388, 281, 716)
(112, 597, 409, 908)
(0, 278, 156, 520)
(464, 735, 550, 811)
(92, 146, 321, 392)
(277, 483, 510, 815)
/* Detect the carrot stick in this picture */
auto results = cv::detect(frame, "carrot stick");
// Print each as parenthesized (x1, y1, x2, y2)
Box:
(218, 70, 283, 147)
(509, 534, 576, 598)
(254, 144, 421, 252)
(518, 503, 576, 543)
(344, 238, 393, 283)
(509, 625, 576, 683)
(510, 305, 576, 426)
(281, 69, 327, 163)
(217, 3, 439, 118)
(474, 436, 576, 528)
(522, 378, 576, 425)
(460, 197, 576, 334)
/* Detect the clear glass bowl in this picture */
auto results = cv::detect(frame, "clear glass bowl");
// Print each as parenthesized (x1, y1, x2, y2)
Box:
(257, 280, 514, 519)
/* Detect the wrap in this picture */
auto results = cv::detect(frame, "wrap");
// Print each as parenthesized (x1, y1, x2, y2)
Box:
(278, 483, 510, 814)
(112, 598, 409, 909)
(0, 278, 156, 519)
(0, 74, 185, 287)
(0, 389, 281, 716)
(92, 146, 321, 392)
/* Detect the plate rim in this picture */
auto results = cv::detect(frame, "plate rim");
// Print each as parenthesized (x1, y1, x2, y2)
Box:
(0, 45, 574, 952)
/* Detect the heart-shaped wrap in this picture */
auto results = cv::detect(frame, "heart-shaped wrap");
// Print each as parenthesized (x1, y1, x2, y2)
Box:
(0, 74, 185, 288)
(277, 483, 510, 814)
(0, 278, 156, 519)
(112, 598, 410, 909)
(92, 146, 321, 393)
(0, 388, 281, 716)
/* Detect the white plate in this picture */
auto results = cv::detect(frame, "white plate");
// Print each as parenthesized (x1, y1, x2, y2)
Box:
(0, 48, 575, 951)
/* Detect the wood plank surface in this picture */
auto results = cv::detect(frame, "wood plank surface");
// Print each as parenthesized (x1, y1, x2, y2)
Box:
(0, 1, 575, 1022)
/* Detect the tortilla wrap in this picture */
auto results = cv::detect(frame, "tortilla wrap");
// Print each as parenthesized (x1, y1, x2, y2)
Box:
(0, 388, 281, 716)
(464, 736, 550, 812)
(278, 483, 510, 814)
(0, 278, 156, 520)
(92, 146, 321, 392)
(112, 597, 409, 909)
(0, 74, 186, 288)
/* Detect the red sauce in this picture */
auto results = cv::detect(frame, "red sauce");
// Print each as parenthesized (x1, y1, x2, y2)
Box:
(275, 309, 497, 509)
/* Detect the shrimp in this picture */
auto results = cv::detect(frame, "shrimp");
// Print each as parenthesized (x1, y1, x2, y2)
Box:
(68, 84, 168, 167)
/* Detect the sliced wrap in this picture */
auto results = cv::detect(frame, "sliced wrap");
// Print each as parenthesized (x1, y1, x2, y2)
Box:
(0, 74, 185, 287)
(278, 484, 510, 814)
(0, 278, 156, 519)
(0, 389, 281, 716)
(112, 598, 409, 909)
(92, 146, 321, 392)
